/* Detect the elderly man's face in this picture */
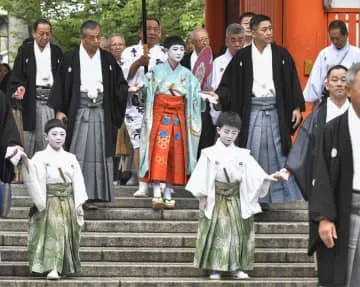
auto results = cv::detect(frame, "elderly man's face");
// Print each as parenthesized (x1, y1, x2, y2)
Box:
(139, 20, 161, 48)
(193, 30, 209, 54)
(81, 26, 101, 55)
(32, 23, 51, 49)
(329, 28, 347, 50)
(109, 36, 126, 59)
(226, 33, 245, 56)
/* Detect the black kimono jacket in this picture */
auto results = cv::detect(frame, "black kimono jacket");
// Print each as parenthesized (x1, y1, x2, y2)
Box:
(8, 41, 63, 131)
(48, 47, 128, 157)
(0, 92, 21, 183)
(309, 111, 354, 286)
(216, 43, 305, 155)
(285, 99, 328, 200)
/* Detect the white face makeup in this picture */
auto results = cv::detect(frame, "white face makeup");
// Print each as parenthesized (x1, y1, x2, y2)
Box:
(217, 124, 240, 146)
(45, 127, 66, 150)
(168, 44, 185, 64)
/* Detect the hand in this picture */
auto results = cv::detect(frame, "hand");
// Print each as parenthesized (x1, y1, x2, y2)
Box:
(77, 206, 84, 216)
(200, 197, 207, 210)
(9, 145, 24, 159)
(273, 168, 291, 181)
(56, 112, 67, 121)
(137, 55, 150, 67)
(319, 218, 337, 248)
(14, 86, 25, 100)
(202, 90, 219, 104)
(292, 108, 302, 130)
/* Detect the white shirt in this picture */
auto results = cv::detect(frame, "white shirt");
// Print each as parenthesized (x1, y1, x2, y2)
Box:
(303, 42, 360, 103)
(79, 43, 103, 100)
(326, 97, 350, 123)
(34, 40, 53, 87)
(190, 50, 198, 71)
(121, 41, 167, 87)
(251, 43, 276, 97)
(211, 48, 233, 90)
(348, 105, 360, 190)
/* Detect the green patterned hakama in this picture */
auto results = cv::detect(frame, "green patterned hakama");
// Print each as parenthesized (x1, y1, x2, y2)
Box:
(28, 183, 81, 275)
(194, 181, 255, 271)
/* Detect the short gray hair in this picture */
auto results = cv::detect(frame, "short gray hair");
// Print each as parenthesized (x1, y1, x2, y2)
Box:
(108, 33, 126, 44)
(189, 28, 208, 41)
(80, 20, 101, 37)
(225, 23, 244, 37)
(346, 62, 360, 86)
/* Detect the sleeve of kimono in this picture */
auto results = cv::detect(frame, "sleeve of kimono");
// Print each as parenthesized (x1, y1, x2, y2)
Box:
(71, 155, 88, 209)
(303, 51, 324, 103)
(7, 45, 26, 98)
(21, 153, 46, 211)
(111, 59, 128, 128)
(185, 151, 212, 198)
(309, 124, 337, 222)
(0, 93, 21, 183)
(287, 51, 305, 112)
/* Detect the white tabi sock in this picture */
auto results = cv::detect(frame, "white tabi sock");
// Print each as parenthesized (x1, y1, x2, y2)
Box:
(153, 181, 161, 198)
(164, 183, 173, 199)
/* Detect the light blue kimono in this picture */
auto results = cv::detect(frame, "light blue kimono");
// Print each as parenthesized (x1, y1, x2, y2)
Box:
(138, 62, 205, 179)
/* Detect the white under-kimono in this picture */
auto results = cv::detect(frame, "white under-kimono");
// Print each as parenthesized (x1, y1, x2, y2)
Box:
(186, 139, 272, 271)
(21, 145, 88, 275)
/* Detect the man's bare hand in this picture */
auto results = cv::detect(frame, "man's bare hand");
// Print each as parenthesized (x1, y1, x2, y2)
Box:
(292, 108, 302, 130)
(319, 218, 338, 248)
(202, 90, 219, 104)
(14, 86, 25, 100)
(56, 112, 67, 121)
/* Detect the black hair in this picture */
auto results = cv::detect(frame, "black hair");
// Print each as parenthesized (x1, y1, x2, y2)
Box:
(44, 119, 66, 134)
(216, 112, 242, 129)
(164, 36, 185, 49)
(138, 16, 161, 30)
(81, 20, 101, 36)
(328, 20, 348, 36)
(250, 14, 272, 31)
(239, 12, 256, 23)
(0, 63, 10, 72)
(326, 64, 348, 79)
(33, 18, 52, 32)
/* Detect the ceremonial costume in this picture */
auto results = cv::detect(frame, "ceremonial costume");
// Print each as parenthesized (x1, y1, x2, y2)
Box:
(304, 43, 360, 103)
(186, 139, 271, 272)
(8, 41, 63, 157)
(139, 61, 204, 183)
(22, 145, 87, 276)
(48, 45, 127, 202)
(217, 43, 305, 203)
(309, 106, 360, 286)
(121, 42, 167, 149)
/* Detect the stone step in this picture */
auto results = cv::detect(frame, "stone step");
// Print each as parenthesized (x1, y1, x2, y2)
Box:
(0, 262, 317, 277)
(0, 232, 309, 248)
(12, 195, 309, 210)
(0, 246, 313, 263)
(6, 207, 309, 222)
(0, 277, 318, 287)
(0, 219, 309, 234)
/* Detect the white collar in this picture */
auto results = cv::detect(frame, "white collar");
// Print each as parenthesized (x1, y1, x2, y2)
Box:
(252, 41, 271, 56)
(34, 40, 50, 53)
(326, 97, 350, 122)
(349, 104, 360, 124)
(224, 48, 233, 61)
(80, 42, 100, 60)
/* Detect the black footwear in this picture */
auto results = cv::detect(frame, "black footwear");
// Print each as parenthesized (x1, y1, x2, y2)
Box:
(260, 202, 271, 212)
(83, 202, 98, 210)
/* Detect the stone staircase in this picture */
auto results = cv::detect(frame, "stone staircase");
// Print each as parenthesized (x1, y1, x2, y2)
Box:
(0, 184, 318, 286)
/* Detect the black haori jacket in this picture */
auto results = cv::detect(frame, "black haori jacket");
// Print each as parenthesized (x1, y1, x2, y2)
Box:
(8, 41, 63, 131)
(309, 111, 354, 286)
(48, 47, 128, 157)
(216, 43, 305, 155)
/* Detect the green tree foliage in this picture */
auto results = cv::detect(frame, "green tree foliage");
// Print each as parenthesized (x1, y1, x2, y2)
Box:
(1, 0, 204, 52)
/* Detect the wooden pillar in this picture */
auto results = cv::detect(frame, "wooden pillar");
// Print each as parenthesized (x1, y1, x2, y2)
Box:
(205, 0, 226, 54)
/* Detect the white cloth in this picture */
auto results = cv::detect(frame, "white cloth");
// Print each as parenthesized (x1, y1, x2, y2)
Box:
(185, 139, 272, 220)
(121, 41, 167, 87)
(34, 41, 53, 87)
(304, 42, 360, 103)
(326, 97, 350, 123)
(251, 43, 275, 97)
(211, 48, 233, 90)
(190, 50, 198, 71)
(21, 145, 88, 212)
(348, 105, 360, 190)
(5, 146, 22, 166)
(79, 43, 103, 100)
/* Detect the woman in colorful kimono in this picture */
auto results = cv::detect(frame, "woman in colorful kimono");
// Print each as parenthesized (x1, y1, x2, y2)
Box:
(186, 112, 279, 279)
(138, 36, 207, 210)
(20, 119, 88, 280)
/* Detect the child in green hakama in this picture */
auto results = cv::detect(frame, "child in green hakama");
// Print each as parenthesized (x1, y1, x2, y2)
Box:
(20, 119, 88, 280)
(186, 112, 278, 280)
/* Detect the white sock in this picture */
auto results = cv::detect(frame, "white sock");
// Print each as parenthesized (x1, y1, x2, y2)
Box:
(153, 181, 161, 198)
(164, 183, 173, 199)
